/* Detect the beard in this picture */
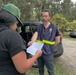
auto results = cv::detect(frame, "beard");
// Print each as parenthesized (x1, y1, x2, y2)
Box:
(42, 21, 48, 26)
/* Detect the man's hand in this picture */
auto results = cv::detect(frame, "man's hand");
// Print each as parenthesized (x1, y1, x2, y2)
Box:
(28, 41, 33, 46)
(28, 32, 38, 46)
(55, 36, 60, 46)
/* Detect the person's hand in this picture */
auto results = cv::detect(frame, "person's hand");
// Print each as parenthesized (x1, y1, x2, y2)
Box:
(28, 41, 33, 46)
(35, 50, 42, 57)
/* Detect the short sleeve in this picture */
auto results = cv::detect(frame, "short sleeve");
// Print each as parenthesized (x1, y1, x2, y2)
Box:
(6, 30, 26, 57)
(37, 25, 41, 33)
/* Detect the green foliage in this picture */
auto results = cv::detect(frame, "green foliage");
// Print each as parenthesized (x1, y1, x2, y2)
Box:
(0, 0, 76, 21)
(51, 14, 68, 32)
(61, 0, 73, 21)
(71, 20, 76, 31)
(0, 0, 76, 31)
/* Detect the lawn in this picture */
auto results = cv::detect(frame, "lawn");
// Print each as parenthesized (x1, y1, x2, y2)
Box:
(25, 58, 73, 75)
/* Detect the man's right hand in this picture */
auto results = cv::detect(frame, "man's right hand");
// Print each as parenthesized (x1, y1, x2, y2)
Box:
(28, 41, 33, 46)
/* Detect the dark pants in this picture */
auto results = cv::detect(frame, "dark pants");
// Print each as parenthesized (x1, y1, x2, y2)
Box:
(37, 54, 54, 75)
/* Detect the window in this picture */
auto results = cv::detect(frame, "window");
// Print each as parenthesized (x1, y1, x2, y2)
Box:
(31, 24, 37, 33)
(25, 26, 31, 32)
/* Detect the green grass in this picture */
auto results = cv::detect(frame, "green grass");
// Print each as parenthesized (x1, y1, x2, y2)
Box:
(54, 58, 73, 75)
(25, 58, 74, 75)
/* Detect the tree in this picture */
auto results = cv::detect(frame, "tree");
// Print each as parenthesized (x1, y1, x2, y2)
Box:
(61, 0, 73, 21)
(51, 14, 68, 32)
(71, 20, 76, 31)
(0, 0, 76, 21)
(70, 3, 76, 21)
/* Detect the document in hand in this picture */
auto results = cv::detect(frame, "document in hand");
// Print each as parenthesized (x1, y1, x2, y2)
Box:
(26, 42, 44, 55)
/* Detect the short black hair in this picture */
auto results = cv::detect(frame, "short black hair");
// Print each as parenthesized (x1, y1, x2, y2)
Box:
(42, 9, 51, 16)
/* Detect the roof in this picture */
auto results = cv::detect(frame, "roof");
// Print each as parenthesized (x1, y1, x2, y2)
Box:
(22, 21, 43, 26)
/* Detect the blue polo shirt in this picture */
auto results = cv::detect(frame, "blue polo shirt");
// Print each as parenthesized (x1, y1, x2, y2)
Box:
(37, 23, 59, 55)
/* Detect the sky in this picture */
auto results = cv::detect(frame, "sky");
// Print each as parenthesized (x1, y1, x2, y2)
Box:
(61, 0, 76, 3)
(71, 0, 76, 3)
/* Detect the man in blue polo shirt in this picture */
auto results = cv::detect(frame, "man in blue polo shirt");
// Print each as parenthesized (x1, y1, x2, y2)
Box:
(28, 9, 60, 75)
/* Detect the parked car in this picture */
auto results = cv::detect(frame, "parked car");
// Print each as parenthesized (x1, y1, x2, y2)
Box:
(69, 31, 76, 38)
(18, 21, 64, 67)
